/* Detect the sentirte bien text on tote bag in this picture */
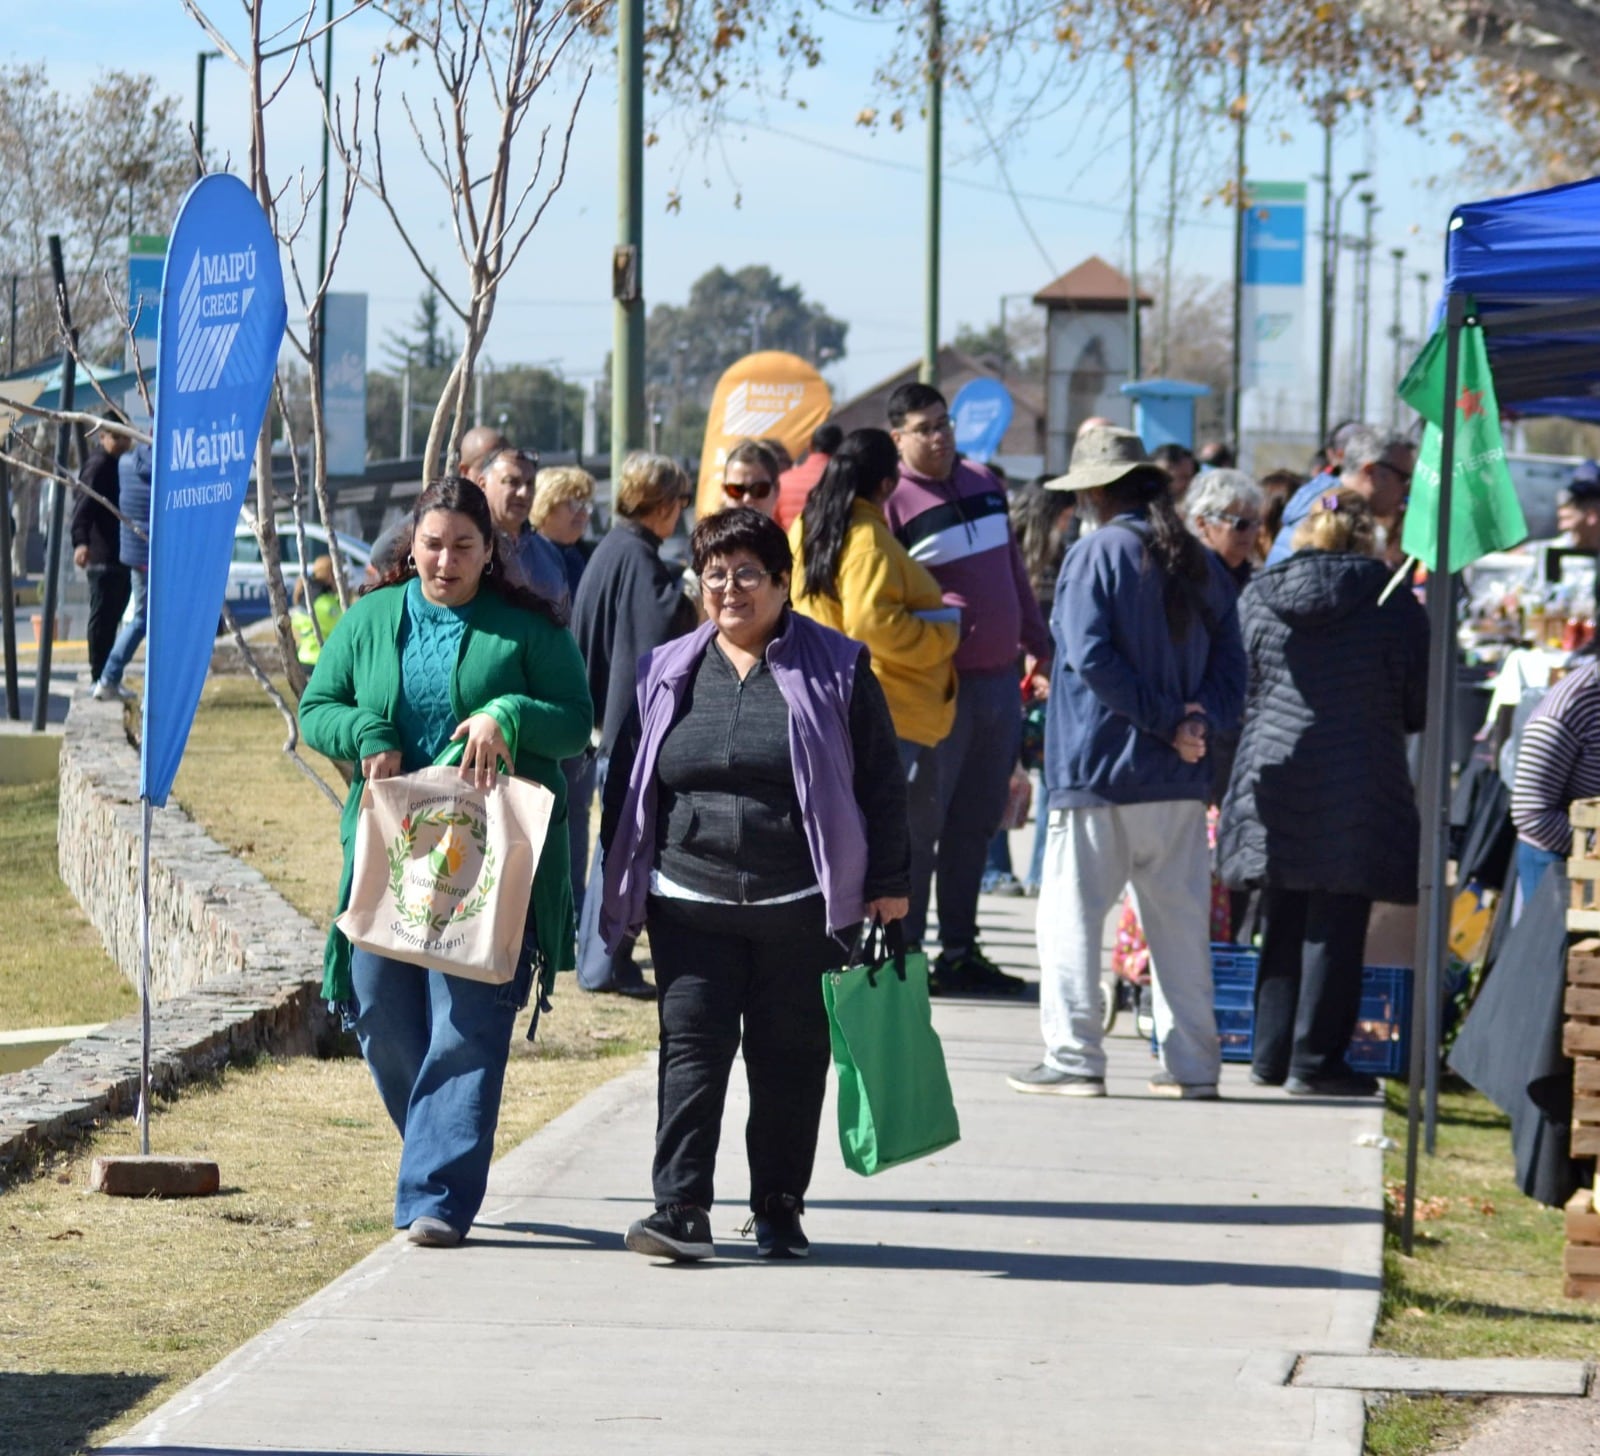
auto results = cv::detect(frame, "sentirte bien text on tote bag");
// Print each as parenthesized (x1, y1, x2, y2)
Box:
(336, 764, 554, 984)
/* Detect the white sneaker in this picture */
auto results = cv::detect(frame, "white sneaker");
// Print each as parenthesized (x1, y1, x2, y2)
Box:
(92, 680, 135, 703)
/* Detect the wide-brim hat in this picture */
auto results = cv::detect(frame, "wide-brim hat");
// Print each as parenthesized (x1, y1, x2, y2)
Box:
(1045, 426, 1168, 494)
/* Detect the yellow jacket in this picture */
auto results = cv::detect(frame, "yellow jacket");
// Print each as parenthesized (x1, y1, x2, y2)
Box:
(789, 498, 959, 747)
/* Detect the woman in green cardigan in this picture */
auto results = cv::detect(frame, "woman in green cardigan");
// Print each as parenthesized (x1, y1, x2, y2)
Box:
(300, 476, 592, 1247)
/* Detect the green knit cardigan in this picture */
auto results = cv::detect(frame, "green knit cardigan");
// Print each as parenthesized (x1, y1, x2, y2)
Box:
(298, 582, 593, 1004)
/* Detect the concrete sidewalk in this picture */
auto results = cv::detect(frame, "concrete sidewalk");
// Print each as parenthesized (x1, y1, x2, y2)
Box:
(108, 896, 1385, 1456)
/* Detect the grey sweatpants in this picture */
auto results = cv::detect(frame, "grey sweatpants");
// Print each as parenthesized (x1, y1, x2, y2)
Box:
(1036, 799, 1220, 1085)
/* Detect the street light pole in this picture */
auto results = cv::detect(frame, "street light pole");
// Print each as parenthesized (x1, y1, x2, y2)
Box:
(1322, 169, 1369, 433)
(1355, 190, 1378, 425)
(922, 0, 943, 387)
(1315, 98, 1337, 450)
(194, 50, 222, 179)
(611, 0, 645, 487)
(1228, 48, 1247, 447)
(1388, 247, 1406, 430)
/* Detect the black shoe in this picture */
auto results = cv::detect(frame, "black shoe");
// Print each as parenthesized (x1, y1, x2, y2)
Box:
(930, 945, 1026, 997)
(1249, 1069, 1285, 1087)
(752, 1194, 810, 1259)
(1285, 1071, 1381, 1098)
(584, 978, 658, 1000)
(625, 1203, 714, 1260)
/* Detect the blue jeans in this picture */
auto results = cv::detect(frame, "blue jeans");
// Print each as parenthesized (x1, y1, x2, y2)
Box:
(350, 948, 520, 1233)
(563, 749, 598, 922)
(100, 567, 147, 687)
(1517, 840, 1565, 920)
(904, 667, 1022, 954)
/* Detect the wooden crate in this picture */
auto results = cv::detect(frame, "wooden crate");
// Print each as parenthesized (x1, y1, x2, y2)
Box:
(1568, 801, 1600, 932)
(1568, 939, 1600, 1154)
(1565, 1187, 1600, 1300)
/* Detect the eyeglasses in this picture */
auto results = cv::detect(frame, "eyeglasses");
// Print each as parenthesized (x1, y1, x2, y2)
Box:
(899, 417, 954, 439)
(699, 564, 771, 593)
(1375, 460, 1412, 487)
(724, 479, 775, 501)
(1208, 512, 1261, 534)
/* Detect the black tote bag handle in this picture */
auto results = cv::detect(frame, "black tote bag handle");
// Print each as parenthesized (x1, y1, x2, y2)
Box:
(850, 916, 907, 987)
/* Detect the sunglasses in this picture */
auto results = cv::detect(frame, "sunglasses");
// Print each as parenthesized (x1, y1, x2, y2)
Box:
(1209, 512, 1261, 534)
(724, 479, 775, 501)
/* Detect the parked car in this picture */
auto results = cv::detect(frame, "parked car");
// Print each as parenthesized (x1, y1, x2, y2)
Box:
(227, 516, 370, 626)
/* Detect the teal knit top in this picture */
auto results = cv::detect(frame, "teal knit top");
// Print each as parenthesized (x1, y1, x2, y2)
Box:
(395, 577, 474, 769)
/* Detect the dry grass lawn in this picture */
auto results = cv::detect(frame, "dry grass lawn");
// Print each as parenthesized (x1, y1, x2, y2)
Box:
(0, 782, 137, 1030)
(1, 671, 658, 1455)
(0, 992, 656, 1456)
(170, 675, 349, 926)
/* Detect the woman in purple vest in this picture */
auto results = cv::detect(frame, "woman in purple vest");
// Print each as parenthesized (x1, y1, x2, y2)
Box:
(602, 507, 909, 1262)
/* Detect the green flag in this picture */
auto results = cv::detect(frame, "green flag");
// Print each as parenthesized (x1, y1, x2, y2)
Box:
(1397, 321, 1527, 573)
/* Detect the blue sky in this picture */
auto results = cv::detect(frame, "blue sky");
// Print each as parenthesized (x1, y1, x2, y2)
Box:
(13, 3, 1487, 414)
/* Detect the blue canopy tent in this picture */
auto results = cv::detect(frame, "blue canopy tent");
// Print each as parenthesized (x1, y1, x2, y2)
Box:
(1404, 174, 1600, 1251)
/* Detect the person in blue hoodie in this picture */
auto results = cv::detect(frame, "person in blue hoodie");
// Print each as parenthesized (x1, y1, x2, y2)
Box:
(1008, 428, 1246, 1101)
(93, 442, 153, 702)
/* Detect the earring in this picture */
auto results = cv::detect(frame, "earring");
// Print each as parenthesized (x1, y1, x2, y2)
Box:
(484, 558, 495, 575)
(405, 553, 415, 570)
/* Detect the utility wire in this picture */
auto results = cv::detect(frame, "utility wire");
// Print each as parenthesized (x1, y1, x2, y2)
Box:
(724, 112, 1233, 234)
(960, 93, 1058, 275)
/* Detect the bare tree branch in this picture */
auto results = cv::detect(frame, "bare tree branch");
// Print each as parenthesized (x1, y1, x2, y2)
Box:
(219, 604, 346, 809)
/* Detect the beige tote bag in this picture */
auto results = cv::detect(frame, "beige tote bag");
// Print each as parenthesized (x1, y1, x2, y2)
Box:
(336, 765, 555, 983)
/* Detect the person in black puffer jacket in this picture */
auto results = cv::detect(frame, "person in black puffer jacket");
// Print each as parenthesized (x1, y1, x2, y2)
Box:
(1219, 486, 1427, 1098)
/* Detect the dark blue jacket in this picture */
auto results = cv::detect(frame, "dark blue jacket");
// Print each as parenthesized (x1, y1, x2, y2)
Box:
(1044, 512, 1247, 809)
(117, 445, 152, 571)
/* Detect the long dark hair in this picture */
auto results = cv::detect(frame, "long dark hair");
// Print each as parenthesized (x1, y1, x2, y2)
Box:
(799, 428, 900, 601)
(1010, 478, 1069, 599)
(368, 475, 565, 625)
(1102, 469, 1211, 640)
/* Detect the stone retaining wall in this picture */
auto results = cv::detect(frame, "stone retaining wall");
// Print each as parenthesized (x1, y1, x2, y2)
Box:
(0, 690, 334, 1176)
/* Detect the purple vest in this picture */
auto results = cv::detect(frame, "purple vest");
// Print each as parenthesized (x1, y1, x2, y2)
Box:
(601, 613, 870, 950)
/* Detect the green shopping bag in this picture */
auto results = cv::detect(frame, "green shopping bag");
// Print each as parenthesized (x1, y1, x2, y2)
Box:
(822, 920, 961, 1176)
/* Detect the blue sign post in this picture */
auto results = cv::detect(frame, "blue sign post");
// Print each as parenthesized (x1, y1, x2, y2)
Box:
(133, 175, 286, 1153)
(950, 377, 1014, 464)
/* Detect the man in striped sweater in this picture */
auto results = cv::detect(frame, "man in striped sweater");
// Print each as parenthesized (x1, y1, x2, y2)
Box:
(883, 382, 1052, 995)
(1510, 654, 1600, 910)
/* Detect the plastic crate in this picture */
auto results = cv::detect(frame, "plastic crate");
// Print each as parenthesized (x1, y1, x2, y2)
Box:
(1150, 945, 1412, 1076)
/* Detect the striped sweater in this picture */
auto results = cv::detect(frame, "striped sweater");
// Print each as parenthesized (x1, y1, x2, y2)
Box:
(882, 460, 1051, 674)
(1510, 658, 1600, 854)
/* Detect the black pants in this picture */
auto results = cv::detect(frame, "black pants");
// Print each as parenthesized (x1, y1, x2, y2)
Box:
(1253, 888, 1373, 1081)
(646, 894, 842, 1212)
(85, 562, 131, 684)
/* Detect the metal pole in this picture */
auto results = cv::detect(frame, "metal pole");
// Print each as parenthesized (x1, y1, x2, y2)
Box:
(32, 236, 77, 733)
(611, 0, 645, 486)
(1229, 50, 1247, 448)
(0, 458, 17, 719)
(139, 798, 153, 1155)
(316, 0, 333, 390)
(998, 294, 1008, 379)
(1403, 290, 1465, 1253)
(1389, 248, 1406, 430)
(1128, 54, 1141, 385)
(8, 274, 17, 372)
(1417, 270, 1432, 346)
(1356, 191, 1377, 423)
(400, 364, 413, 458)
(921, 0, 943, 387)
(1316, 104, 1335, 450)
(195, 51, 208, 179)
